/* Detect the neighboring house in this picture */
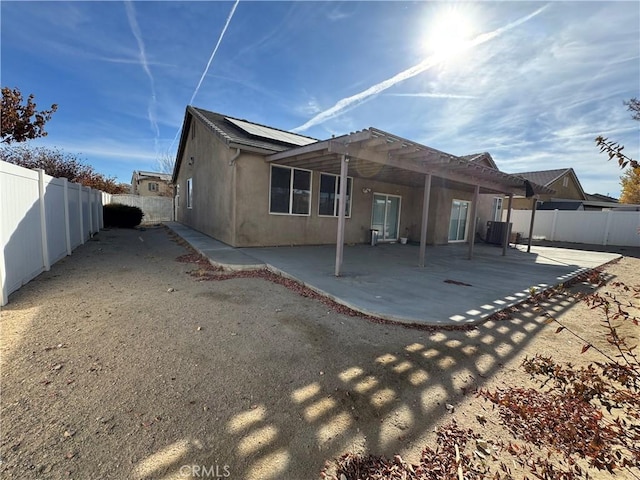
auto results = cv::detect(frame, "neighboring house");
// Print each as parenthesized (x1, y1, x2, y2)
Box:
(131, 171, 173, 197)
(172, 106, 551, 251)
(506, 168, 620, 211)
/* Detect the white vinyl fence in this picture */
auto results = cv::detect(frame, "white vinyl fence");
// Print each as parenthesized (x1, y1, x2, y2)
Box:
(506, 209, 640, 247)
(106, 194, 173, 223)
(1, 162, 104, 306)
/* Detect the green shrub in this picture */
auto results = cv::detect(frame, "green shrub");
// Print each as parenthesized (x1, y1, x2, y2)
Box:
(103, 204, 144, 228)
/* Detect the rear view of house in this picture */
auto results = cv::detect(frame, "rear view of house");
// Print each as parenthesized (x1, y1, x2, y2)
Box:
(172, 106, 551, 257)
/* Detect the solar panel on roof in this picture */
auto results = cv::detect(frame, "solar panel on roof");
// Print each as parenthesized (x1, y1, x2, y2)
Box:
(225, 117, 316, 146)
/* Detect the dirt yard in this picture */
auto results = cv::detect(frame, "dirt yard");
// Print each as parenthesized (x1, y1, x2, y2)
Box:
(1, 226, 638, 480)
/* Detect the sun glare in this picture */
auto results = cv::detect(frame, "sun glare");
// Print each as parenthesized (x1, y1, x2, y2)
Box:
(426, 9, 474, 59)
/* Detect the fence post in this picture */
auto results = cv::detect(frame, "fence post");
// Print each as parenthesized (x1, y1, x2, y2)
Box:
(0, 201, 6, 306)
(603, 210, 613, 246)
(550, 209, 558, 241)
(88, 188, 94, 236)
(38, 169, 51, 271)
(63, 178, 72, 255)
(79, 185, 85, 244)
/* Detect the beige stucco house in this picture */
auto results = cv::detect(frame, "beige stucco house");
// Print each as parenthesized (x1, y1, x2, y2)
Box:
(172, 106, 552, 270)
(131, 171, 173, 197)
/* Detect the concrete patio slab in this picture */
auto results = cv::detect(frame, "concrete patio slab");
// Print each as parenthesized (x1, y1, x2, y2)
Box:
(166, 223, 620, 326)
(166, 222, 265, 271)
(242, 243, 620, 325)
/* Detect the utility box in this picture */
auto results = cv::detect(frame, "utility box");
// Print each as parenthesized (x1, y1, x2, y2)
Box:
(486, 221, 511, 245)
(370, 229, 379, 246)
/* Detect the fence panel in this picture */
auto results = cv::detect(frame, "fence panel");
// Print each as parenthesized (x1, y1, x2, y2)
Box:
(0, 162, 45, 303)
(508, 209, 640, 247)
(107, 194, 173, 223)
(44, 175, 69, 264)
(1, 162, 106, 305)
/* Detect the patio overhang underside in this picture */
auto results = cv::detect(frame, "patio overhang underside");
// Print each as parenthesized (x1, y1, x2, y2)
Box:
(266, 128, 553, 196)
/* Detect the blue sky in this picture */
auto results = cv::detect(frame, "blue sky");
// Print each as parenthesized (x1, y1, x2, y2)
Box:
(2, 1, 638, 197)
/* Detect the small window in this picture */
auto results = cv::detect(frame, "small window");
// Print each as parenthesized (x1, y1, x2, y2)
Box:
(186, 178, 193, 209)
(318, 173, 352, 217)
(148, 182, 158, 191)
(562, 176, 569, 188)
(269, 165, 311, 215)
(491, 197, 503, 221)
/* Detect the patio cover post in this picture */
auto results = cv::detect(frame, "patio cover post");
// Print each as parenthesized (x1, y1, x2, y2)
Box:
(468, 184, 480, 260)
(502, 193, 513, 256)
(335, 154, 349, 277)
(418, 173, 432, 267)
(527, 196, 538, 253)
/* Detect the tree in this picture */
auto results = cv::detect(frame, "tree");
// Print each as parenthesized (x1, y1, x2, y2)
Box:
(620, 167, 640, 204)
(1, 87, 58, 144)
(0, 145, 127, 194)
(595, 98, 639, 170)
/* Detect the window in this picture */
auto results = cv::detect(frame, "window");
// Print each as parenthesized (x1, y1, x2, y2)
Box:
(318, 173, 352, 217)
(269, 165, 311, 215)
(186, 178, 193, 209)
(148, 182, 158, 192)
(491, 197, 503, 221)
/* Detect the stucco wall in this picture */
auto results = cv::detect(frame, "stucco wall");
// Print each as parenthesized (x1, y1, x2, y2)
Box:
(174, 119, 235, 245)
(233, 160, 479, 247)
(135, 179, 172, 197)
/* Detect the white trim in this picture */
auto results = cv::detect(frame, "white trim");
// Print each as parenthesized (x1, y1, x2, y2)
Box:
(317, 172, 353, 218)
(371, 192, 402, 242)
(186, 177, 193, 209)
(268, 164, 312, 216)
(448, 198, 471, 243)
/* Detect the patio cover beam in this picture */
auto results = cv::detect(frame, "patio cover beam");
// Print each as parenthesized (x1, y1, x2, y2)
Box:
(502, 193, 514, 256)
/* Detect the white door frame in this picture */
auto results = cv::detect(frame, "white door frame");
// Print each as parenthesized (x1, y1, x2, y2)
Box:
(371, 193, 402, 241)
(448, 198, 471, 243)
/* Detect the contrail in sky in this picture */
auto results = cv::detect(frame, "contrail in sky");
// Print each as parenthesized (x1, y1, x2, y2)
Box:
(168, 0, 240, 153)
(124, 0, 159, 149)
(188, 0, 240, 106)
(388, 93, 478, 99)
(292, 4, 549, 133)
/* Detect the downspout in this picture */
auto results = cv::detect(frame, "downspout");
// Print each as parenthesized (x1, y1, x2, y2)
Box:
(228, 148, 241, 166)
(229, 148, 240, 247)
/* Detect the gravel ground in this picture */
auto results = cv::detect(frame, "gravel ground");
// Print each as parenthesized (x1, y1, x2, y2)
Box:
(1, 226, 638, 480)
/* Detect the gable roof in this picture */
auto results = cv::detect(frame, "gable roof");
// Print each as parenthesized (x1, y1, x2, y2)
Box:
(134, 170, 171, 181)
(511, 168, 586, 200)
(585, 193, 618, 203)
(173, 106, 319, 182)
(460, 152, 498, 169)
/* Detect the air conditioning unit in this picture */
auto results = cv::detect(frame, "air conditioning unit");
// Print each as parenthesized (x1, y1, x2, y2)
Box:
(486, 221, 511, 245)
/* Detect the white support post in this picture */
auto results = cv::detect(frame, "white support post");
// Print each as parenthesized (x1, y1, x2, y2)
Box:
(79, 185, 85, 244)
(502, 194, 513, 256)
(38, 169, 50, 271)
(468, 184, 480, 260)
(418, 174, 432, 267)
(335, 154, 349, 277)
(0, 200, 6, 306)
(63, 178, 72, 255)
(603, 210, 613, 246)
(550, 209, 559, 241)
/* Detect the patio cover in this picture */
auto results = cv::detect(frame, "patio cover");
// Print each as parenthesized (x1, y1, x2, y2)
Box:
(266, 128, 553, 275)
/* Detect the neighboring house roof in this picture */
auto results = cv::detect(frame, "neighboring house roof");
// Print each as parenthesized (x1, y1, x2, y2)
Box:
(511, 168, 587, 200)
(585, 193, 618, 203)
(460, 152, 498, 169)
(133, 170, 172, 181)
(538, 201, 584, 211)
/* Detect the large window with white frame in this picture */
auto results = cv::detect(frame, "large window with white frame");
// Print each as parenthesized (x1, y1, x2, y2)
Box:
(186, 178, 193, 209)
(491, 197, 503, 221)
(269, 165, 311, 215)
(318, 173, 352, 217)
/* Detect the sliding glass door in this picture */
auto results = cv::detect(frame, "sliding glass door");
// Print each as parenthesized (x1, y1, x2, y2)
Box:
(449, 199, 470, 242)
(372, 194, 401, 241)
